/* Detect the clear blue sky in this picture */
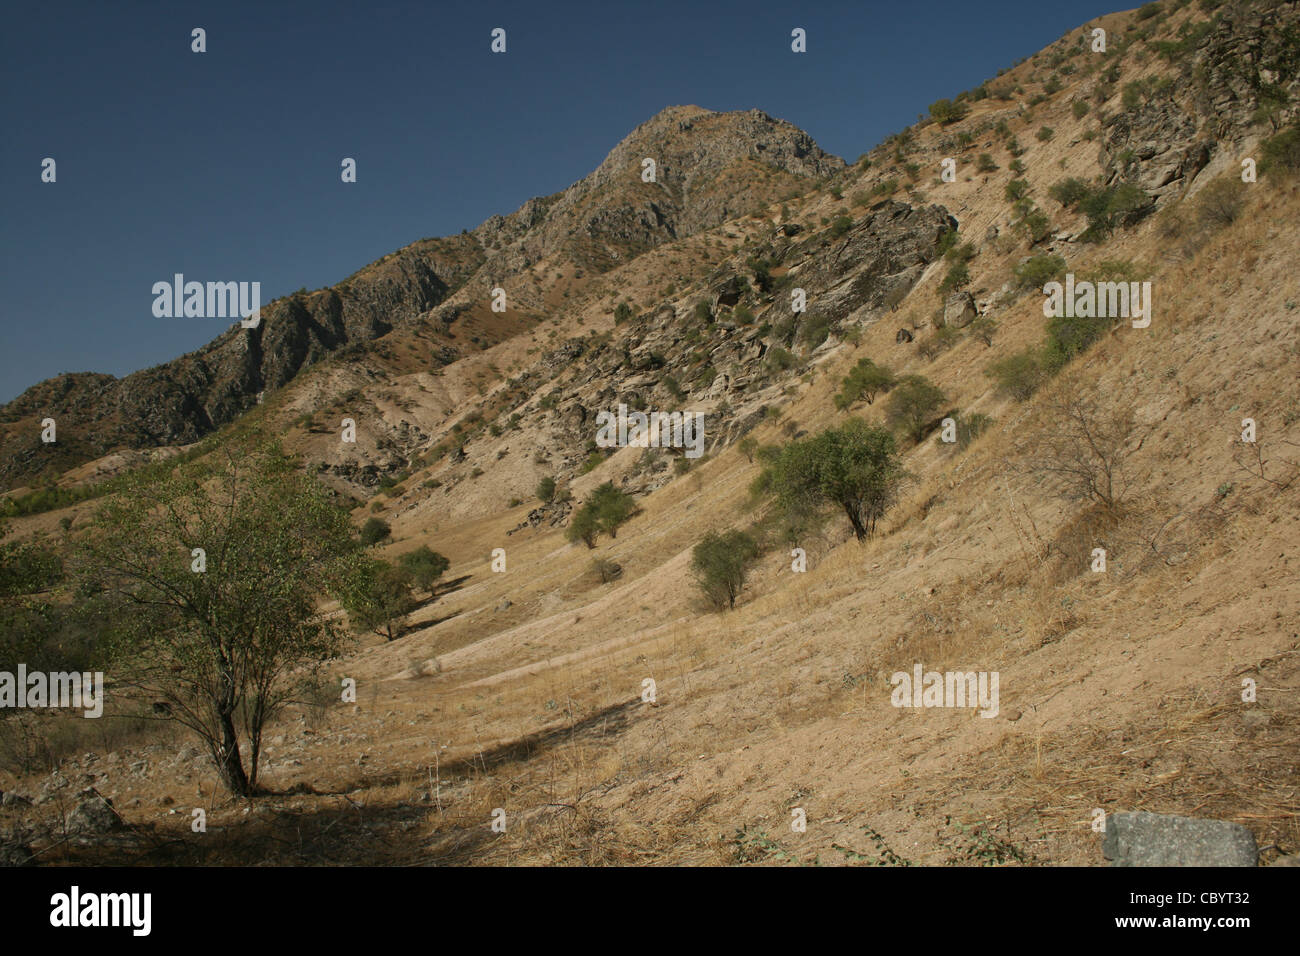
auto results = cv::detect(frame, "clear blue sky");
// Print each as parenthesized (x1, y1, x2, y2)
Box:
(0, 0, 1113, 403)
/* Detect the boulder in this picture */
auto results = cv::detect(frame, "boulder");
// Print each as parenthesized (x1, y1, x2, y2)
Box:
(68, 790, 125, 835)
(942, 292, 977, 329)
(1102, 812, 1257, 867)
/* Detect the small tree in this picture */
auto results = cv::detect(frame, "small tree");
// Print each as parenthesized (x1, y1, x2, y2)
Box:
(753, 418, 907, 541)
(692, 530, 760, 609)
(75, 439, 356, 796)
(987, 350, 1048, 400)
(591, 482, 635, 539)
(738, 437, 758, 463)
(566, 506, 600, 549)
(1028, 392, 1139, 511)
(359, 516, 391, 546)
(342, 558, 417, 642)
(884, 375, 948, 442)
(835, 358, 897, 409)
(535, 475, 557, 503)
(397, 545, 450, 591)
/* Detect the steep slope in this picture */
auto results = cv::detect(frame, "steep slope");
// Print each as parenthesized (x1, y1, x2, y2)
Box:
(3, 0, 1299, 868)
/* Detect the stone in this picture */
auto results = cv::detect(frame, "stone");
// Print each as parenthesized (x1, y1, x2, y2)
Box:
(68, 790, 126, 835)
(895, 328, 914, 344)
(1102, 812, 1257, 867)
(0, 843, 34, 867)
(942, 292, 977, 329)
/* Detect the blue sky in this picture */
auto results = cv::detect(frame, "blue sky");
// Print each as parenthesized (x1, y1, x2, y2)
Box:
(0, 0, 1113, 403)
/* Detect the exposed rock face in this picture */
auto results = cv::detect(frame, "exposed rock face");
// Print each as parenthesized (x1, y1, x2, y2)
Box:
(0, 107, 842, 490)
(68, 790, 125, 835)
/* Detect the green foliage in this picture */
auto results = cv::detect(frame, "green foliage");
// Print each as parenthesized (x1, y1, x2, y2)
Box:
(1048, 177, 1092, 207)
(693, 300, 713, 324)
(1072, 99, 1091, 119)
(938, 261, 971, 295)
(73, 437, 357, 795)
(986, 350, 1048, 402)
(536, 475, 557, 503)
(341, 558, 417, 642)
(613, 302, 633, 324)
(829, 215, 854, 238)
(929, 99, 969, 125)
(359, 516, 392, 547)
(1014, 253, 1067, 291)
(976, 153, 999, 173)
(566, 482, 635, 548)
(397, 546, 450, 591)
(765, 346, 798, 372)
(884, 375, 948, 442)
(691, 529, 760, 610)
(1036, 126, 1055, 141)
(835, 358, 897, 410)
(752, 419, 907, 541)
(1005, 179, 1030, 202)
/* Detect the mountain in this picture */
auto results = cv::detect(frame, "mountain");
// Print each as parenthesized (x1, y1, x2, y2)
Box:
(0, 106, 841, 491)
(3, 0, 1300, 869)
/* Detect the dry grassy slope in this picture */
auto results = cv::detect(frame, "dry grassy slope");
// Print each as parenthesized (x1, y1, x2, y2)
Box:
(5, 2, 1298, 866)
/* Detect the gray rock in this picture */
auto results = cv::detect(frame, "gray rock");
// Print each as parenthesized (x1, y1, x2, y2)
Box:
(0, 792, 32, 808)
(941, 292, 977, 329)
(1102, 812, 1258, 867)
(68, 790, 126, 835)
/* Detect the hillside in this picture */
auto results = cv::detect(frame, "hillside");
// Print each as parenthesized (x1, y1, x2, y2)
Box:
(1, 0, 1298, 868)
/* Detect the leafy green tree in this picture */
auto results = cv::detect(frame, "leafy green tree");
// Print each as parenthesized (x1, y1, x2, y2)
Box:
(342, 558, 417, 642)
(359, 516, 391, 547)
(835, 358, 897, 409)
(74, 438, 357, 796)
(398, 545, 450, 591)
(753, 419, 907, 541)
(692, 530, 760, 609)
(884, 376, 948, 442)
(929, 99, 969, 125)
(566, 505, 601, 549)
(536, 476, 557, 503)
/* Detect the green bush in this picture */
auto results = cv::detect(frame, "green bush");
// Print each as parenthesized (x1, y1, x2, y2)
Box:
(536, 476, 557, 503)
(359, 517, 392, 547)
(835, 358, 897, 409)
(1036, 126, 1055, 142)
(1261, 123, 1300, 172)
(1005, 179, 1030, 202)
(1014, 253, 1067, 291)
(986, 349, 1048, 401)
(938, 261, 971, 295)
(829, 215, 854, 238)
(751, 418, 907, 540)
(691, 530, 760, 610)
(566, 482, 635, 548)
(976, 153, 999, 173)
(397, 546, 450, 591)
(929, 99, 969, 125)
(884, 375, 948, 442)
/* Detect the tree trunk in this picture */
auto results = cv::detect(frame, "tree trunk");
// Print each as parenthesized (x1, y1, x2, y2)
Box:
(213, 710, 251, 796)
(844, 503, 868, 541)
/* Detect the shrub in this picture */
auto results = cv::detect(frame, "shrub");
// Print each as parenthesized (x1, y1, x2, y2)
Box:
(884, 375, 948, 442)
(1005, 179, 1030, 202)
(986, 350, 1047, 401)
(929, 99, 969, 125)
(969, 315, 1000, 347)
(766, 345, 798, 372)
(536, 476, 557, 503)
(976, 153, 999, 173)
(1036, 126, 1055, 141)
(591, 557, 622, 584)
(738, 436, 759, 463)
(835, 358, 897, 409)
(1014, 253, 1067, 291)
(691, 530, 760, 609)
(751, 418, 907, 540)
(359, 517, 392, 547)
(566, 482, 635, 548)
(613, 302, 633, 323)
(1048, 177, 1092, 207)
(1195, 178, 1246, 227)
(397, 546, 450, 591)
(1261, 123, 1300, 172)
(1072, 100, 1090, 119)
(938, 261, 971, 295)
(829, 215, 854, 238)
